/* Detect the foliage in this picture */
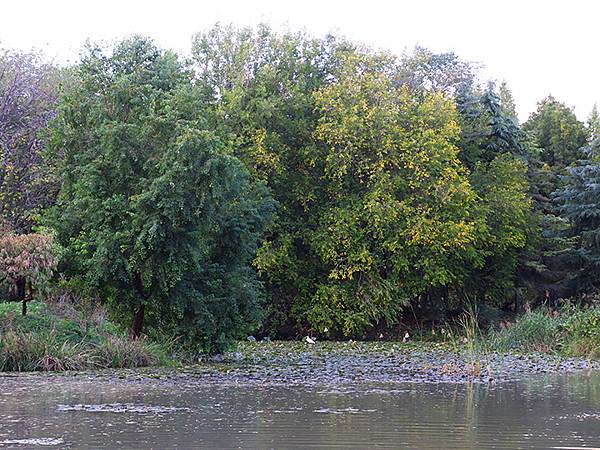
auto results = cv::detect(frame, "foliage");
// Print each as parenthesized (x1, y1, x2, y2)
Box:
(192, 24, 357, 335)
(554, 144, 600, 293)
(45, 36, 274, 353)
(456, 86, 530, 168)
(0, 300, 164, 371)
(307, 56, 481, 335)
(443, 81, 535, 310)
(588, 104, 600, 142)
(0, 26, 595, 346)
(464, 154, 532, 305)
(398, 45, 477, 95)
(0, 49, 65, 232)
(0, 232, 58, 313)
(489, 309, 562, 353)
(523, 96, 589, 170)
(191, 26, 547, 336)
(562, 307, 600, 358)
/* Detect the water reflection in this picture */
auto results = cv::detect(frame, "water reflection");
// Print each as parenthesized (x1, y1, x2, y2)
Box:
(0, 372, 599, 448)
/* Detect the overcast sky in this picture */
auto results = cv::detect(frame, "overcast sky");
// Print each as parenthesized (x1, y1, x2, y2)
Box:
(2, 0, 598, 122)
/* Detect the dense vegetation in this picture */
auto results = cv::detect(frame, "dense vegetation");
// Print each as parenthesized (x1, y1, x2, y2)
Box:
(0, 299, 164, 371)
(2, 25, 600, 358)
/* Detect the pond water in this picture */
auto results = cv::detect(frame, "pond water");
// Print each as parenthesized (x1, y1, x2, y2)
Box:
(1, 372, 600, 449)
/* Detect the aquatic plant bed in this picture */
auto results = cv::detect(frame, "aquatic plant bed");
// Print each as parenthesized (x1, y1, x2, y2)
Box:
(2, 341, 598, 385)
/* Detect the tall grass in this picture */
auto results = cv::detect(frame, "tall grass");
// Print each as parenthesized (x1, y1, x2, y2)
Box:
(489, 309, 562, 353)
(488, 305, 600, 358)
(456, 305, 490, 377)
(0, 300, 165, 372)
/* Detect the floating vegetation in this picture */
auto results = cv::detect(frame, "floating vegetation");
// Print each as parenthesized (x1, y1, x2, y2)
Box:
(0, 438, 64, 446)
(313, 407, 377, 414)
(57, 403, 189, 414)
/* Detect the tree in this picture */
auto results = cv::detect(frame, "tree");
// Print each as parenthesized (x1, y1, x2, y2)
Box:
(522, 97, 591, 303)
(397, 45, 477, 95)
(305, 56, 481, 334)
(456, 86, 529, 169)
(45, 37, 274, 353)
(524, 96, 588, 170)
(408, 64, 535, 313)
(498, 80, 518, 120)
(588, 104, 600, 142)
(0, 49, 64, 232)
(192, 24, 357, 335)
(0, 232, 58, 315)
(555, 140, 600, 293)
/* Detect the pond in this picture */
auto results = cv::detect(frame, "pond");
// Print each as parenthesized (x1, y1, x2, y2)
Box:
(1, 371, 600, 448)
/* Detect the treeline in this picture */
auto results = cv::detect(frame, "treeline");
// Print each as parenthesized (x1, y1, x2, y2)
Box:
(1, 25, 599, 352)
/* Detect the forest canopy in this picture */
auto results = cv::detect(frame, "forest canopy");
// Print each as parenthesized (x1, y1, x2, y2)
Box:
(1, 25, 599, 352)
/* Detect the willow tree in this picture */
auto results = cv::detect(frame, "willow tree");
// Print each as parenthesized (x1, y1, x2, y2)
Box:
(46, 37, 274, 352)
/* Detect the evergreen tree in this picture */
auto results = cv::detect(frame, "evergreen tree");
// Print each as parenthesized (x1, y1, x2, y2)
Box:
(555, 139, 600, 293)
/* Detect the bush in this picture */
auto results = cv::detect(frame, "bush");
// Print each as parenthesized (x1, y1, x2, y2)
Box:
(0, 233, 58, 315)
(490, 309, 562, 353)
(562, 308, 600, 358)
(0, 299, 165, 371)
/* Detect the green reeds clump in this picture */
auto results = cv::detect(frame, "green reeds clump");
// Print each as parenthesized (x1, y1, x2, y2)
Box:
(0, 330, 91, 371)
(91, 335, 163, 369)
(456, 305, 489, 377)
(488, 309, 562, 354)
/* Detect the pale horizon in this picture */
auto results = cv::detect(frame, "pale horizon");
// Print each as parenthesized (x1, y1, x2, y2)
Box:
(2, 0, 598, 122)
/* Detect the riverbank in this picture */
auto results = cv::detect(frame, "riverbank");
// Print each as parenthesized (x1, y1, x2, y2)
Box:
(3, 299, 600, 382)
(0, 300, 166, 371)
(3, 341, 598, 386)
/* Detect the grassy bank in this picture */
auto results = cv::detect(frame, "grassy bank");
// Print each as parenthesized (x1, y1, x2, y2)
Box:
(488, 306, 600, 358)
(2, 296, 600, 374)
(0, 300, 167, 371)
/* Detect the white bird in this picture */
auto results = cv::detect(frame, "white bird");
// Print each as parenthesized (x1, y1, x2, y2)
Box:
(305, 336, 316, 344)
(402, 332, 410, 343)
(323, 327, 329, 333)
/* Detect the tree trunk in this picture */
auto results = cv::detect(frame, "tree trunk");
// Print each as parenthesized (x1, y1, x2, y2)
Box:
(130, 304, 145, 339)
(16, 277, 27, 316)
(16, 277, 26, 301)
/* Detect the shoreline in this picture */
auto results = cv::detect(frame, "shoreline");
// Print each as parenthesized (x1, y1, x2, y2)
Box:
(2, 341, 599, 385)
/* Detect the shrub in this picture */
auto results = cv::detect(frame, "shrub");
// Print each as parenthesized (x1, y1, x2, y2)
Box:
(0, 300, 165, 371)
(562, 307, 600, 358)
(490, 309, 562, 353)
(0, 233, 58, 315)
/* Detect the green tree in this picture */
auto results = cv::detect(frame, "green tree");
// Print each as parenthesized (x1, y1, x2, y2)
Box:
(192, 24, 357, 335)
(306, 56, 482, 334)
(524, 96, 588, 170)
(523, 97, 590, 303)
(45, 37, 274, 353)
(555, 139, 600, 293)
(498, 80, 518, 119)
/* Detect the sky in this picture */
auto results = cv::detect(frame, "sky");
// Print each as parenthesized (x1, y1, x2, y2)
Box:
(1, 0, 598, 122)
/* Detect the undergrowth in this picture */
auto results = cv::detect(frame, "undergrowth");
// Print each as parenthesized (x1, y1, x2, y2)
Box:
(0, 299, 167, 371)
